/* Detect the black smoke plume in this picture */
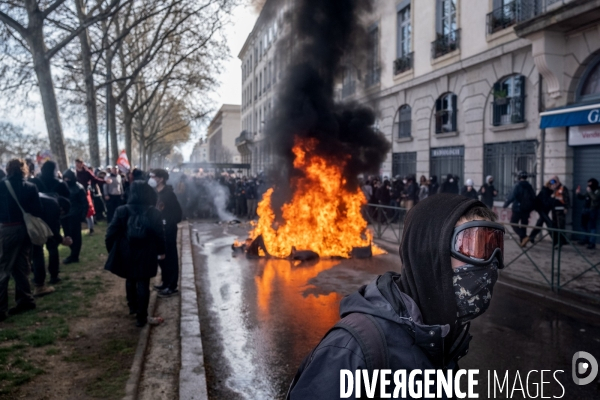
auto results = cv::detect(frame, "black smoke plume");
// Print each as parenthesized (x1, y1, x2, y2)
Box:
(266, 0, 391, 209)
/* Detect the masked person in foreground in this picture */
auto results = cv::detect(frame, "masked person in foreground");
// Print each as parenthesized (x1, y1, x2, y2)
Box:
(287, 193, 504, 399)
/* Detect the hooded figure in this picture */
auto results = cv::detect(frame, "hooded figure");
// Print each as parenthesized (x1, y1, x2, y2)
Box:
(105, 181, 165, 327)
(461, 178, 478, 200)
(479, 175, 497, 208)
(288, 194, 504, 399)
(60, 169, 88, 264)
(439, 173, 459, 194)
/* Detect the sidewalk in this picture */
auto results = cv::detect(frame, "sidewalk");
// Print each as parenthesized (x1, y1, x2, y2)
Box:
(371, 222, 600, 302)
(123, 221, 208, 400)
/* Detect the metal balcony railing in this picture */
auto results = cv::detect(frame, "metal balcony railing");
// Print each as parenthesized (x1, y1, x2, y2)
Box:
(393, 52, 413, 75)
(431, 29, 460, 59)
(492, 96, 525, 126)
(487, 3, 518, 34)
(516, 0, 572, 23)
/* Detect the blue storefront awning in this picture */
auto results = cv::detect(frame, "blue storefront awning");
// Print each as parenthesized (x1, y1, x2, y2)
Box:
(540, 103, 600, 129)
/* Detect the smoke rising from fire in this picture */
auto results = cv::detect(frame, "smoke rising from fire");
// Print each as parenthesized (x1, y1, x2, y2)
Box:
(266, 0, 391, 204)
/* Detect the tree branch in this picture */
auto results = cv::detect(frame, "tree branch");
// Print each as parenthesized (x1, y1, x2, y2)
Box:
(0, 10, 28, 38)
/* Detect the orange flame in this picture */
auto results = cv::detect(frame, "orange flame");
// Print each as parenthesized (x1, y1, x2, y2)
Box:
(251, 137, 381, 258)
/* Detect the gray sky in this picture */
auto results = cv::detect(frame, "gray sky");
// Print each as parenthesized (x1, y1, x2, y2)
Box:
(0, 3, 259, 163)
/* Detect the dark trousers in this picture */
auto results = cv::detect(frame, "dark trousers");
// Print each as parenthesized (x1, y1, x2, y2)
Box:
(235, 196, 246, 216)
(0, 225, 35, 314)
(126, 278, 150, 323)
(159, 239, 179, 290)
(510, 211, 529, 241)
(589, 209, 598, 245)
(106, 195, 122, 223)
(31, 238, 60, 286)
(62, 216, 82, 261)
(529, 211, 553, 242)
(551, 209, 567, 246)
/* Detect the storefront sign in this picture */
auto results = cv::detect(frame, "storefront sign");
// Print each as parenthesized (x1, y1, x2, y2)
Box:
(569, 125, 600, 146)
(431, 146, 464, 157)
(540, 103, 600, 129)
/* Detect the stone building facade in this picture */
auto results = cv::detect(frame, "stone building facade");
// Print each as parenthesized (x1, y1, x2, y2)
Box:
(238, 0, 600, 231)
(356, 0, 600, 232)
(236, 0, 290, 175)
(206, 104, 241, 163)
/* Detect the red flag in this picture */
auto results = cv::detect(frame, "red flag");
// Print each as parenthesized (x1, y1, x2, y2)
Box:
(117, 150, 131, 173)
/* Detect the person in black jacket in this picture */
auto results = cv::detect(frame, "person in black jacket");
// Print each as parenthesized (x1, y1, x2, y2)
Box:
(479, 175, 498, 208)
(149, 169, 183, 297)
(439, 173, 459, 194)
(105, 181, 166, 327)
(0, 159, 43, 320)
(61, 169, 89, 264)
(503, 171, 536, 247)
(527, 181, 554, 245)
(461, 179, 479, 200)
(30, 179, 73, 295)
(428, 175, 439, 196)
(287, 195, 504, 399)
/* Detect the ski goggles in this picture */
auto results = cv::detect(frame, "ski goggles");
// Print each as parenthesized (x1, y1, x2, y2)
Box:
(451, 221, 505, 268)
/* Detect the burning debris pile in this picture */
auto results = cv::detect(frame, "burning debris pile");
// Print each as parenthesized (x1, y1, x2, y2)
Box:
(233, 0, 390, 259)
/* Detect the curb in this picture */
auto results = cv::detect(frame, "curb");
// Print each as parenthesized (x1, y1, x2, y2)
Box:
(179, 221, 209, 400)
(123, 283, 159, 400)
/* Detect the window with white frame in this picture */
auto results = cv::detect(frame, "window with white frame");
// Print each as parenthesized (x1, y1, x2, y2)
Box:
(435, 93, 457, 133)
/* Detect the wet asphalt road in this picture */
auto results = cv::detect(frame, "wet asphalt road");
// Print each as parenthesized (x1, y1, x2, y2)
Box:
(191, 221, 600, 399)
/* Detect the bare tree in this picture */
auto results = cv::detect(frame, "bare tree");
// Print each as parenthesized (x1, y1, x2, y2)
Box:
(0, 121, 49, 163)
(0, 0, 125, 170)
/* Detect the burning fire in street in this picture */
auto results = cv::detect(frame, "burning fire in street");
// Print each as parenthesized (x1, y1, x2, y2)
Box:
(247, 137, 383, 258)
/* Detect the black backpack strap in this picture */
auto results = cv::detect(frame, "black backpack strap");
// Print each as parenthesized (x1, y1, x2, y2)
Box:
(335, 313, 389, 371)
(285, 313, 388, 399)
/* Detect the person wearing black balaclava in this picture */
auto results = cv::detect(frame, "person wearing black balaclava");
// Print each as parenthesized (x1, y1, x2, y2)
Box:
(287, 194, 505, 399)
(439, 173, 459, 194)
(61, 169, 89, 264)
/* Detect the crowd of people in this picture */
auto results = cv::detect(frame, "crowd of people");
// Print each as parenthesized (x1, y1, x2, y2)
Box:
(0, 157, 182, 327)
(361, 171, 599, 249)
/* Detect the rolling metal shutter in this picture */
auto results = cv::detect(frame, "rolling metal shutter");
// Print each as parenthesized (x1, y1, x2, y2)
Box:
(572, 145, 600, 235)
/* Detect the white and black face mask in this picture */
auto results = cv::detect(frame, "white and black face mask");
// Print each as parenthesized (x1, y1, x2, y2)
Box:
(453, 260, 499, 324)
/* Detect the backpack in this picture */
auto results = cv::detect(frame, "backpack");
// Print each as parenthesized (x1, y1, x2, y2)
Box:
(126, 205, 153, 240)
(518, 182, 536, 213)
(286, 313, 389, 399)
(5, 180, 54, 246)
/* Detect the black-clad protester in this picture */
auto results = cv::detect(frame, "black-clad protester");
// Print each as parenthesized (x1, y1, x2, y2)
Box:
(575, 178, 599, 249)
(39, 161, 70, 199)
(479, 175, 498, 208)
(402, 175, 420, 210)
(61, 169, 89, 264)
(461, 179, 479, 200)
(149, 169, 183, 297)
(0, 159, 43, 321)
(31, 192, 73, 295)
(549, 176, 570, 249)
(439, 173, 459, 194)
(503, 171, 536, 247)
(527, 180, 554, 245)
(287, 194, 505, 399)
(428, 175, 439, 196)
(105, 181, 165, 327)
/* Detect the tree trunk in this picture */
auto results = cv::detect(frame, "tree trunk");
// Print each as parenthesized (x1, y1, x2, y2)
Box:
(76, 0, 100, 167)
(105, 49, 119, 165)
(27, 14, 68, 170)
(121, 97, 133, 161)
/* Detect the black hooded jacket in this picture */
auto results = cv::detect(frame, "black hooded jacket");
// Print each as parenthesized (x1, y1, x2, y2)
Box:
(439, 174, 459, 194)
(62, 169, 88, 220)
(105, 181, 165, 280)
(156, 184, 183, 240)
(289, 194, 483, 400)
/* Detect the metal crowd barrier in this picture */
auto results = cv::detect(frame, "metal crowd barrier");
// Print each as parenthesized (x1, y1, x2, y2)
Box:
(364, 203, 600, 300)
